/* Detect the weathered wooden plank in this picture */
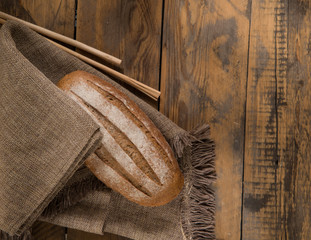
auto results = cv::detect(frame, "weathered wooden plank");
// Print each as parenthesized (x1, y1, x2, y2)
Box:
(32, 221, 65, 240)
(76, 0, 162, 91)
(242, 0, 288, 239)
(243, 1, 311, 239)
(0, 0, 76, 38)
(160, 0, 250, 239)
(283, 0, 311, 239)
(68, 229, 130, 240)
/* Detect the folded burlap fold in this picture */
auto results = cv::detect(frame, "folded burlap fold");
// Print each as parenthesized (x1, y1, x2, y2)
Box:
(0, 21, 103, 236)
(0, 21, 216, 240)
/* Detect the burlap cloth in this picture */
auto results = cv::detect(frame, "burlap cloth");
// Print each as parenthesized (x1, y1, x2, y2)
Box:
(0, 21, 216, 240)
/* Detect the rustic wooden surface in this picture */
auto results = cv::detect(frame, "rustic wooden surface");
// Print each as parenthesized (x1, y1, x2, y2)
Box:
(242, 1, 287, 239)
(76, 0, 162, 89)
(1, 0, 311, 239)
(242, 0, 311, 239)
(160, 0, 250, 239)
(283, 0, 311, 238)
(0, 0, 76, 37)
(31, 222, 65, 240)
(67, 229, 130, 240)
(75, 0, 162, 107)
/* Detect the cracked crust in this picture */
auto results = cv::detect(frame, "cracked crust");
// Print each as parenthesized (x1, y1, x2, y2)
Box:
(57, 71, 184, 206)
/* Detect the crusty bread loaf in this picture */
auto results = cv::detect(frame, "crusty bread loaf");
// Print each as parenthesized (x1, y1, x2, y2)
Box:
(57, 71, 184, 206)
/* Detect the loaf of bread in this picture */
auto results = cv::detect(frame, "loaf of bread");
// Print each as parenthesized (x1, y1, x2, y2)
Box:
(57, 71, 184, 206)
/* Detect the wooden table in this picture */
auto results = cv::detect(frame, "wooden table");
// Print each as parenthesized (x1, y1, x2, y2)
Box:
(1, 0, 310, 239)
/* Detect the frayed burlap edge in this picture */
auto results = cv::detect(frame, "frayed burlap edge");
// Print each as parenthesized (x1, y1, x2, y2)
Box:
(175, 124, 216, 240)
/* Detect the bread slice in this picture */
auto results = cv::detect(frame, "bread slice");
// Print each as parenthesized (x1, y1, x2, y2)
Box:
(57, 71, 184, 206)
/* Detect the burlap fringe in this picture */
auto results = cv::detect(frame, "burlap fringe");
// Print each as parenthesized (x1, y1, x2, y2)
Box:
(178, 124, 216, 240)
(170, 132, 195, 159)
(0, 230, 31, 240)
(42, 175, 107, 218)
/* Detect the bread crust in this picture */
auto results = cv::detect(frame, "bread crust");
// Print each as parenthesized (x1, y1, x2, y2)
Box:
(57, 71, 184, 206)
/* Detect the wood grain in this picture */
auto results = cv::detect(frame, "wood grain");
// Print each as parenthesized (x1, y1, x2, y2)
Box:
(160, 0, 250, 239)
(242, 0, 288, 239)
(0, 0, 76, 38)
(68, 229, 130, 240)
(32, 221, 65, 240)
(243, 1, 311, 239)
(76, 0, 162, 91)
(284, 0, 311, 238)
